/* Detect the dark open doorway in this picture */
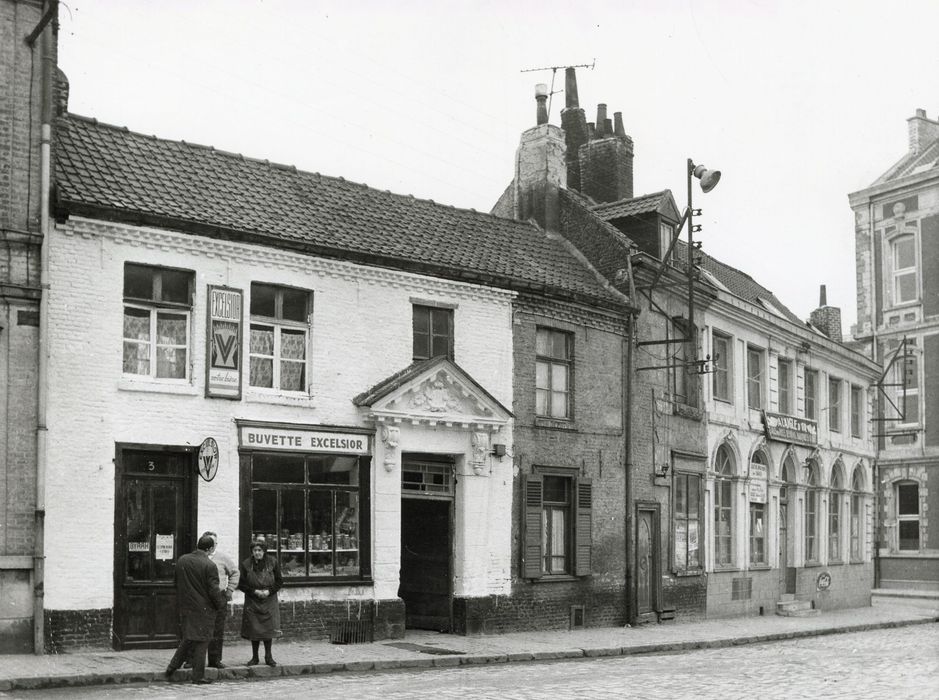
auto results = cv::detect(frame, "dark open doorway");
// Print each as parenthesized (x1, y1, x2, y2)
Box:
(399, 455, 454, 632)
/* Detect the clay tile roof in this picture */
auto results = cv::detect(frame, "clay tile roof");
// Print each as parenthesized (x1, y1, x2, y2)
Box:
(591, 191, 672, 220)
(54, 114, 625, 309)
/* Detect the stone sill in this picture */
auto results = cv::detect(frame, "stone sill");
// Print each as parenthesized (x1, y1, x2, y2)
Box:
(245, 389, 316, 408)
(532, 417, 578, 432)
(118, 377, 199, 396)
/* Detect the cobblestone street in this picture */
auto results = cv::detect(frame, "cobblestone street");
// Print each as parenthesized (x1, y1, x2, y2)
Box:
(10, 624, 937, 700)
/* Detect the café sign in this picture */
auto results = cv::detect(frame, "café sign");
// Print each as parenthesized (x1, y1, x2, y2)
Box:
(239, 425, 369, 454)
(762, 411, 817, 447)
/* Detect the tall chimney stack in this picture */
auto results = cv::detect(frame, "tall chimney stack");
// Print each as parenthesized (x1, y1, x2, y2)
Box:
(560, 68, 588, 193)
(578, 103, 634, 203)
(810, 284, 842, 342)
(907, 108, 939, 155)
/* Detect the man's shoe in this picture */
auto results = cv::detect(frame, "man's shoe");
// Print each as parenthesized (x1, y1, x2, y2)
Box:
(265, 658, 277, 667)
(192, 678, 213, 685)
(246, 657, 260, 666)
(209, 662, 226, 669)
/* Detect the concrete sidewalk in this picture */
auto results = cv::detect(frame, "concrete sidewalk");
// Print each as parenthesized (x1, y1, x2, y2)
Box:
(1, 598, 936, 692)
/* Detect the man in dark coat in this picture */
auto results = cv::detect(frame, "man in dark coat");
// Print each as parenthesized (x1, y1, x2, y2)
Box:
(164, 534, 226, 684)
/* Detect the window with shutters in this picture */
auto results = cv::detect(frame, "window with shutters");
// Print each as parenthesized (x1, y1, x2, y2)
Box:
(123, 263, 194, 380)
(522, 468, 592, 579)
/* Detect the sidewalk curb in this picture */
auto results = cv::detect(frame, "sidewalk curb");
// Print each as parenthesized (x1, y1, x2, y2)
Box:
(1, 616, 936, 692)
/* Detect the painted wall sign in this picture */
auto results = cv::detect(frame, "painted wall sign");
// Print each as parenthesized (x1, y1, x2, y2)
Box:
(816, 571, 832, 591)
(762, 411, 818, 447)
(239, 425, 369, 454)
(206, 286, 243, 399)
(198, 437, 219, 482)
(749, 461, 768, 504)
(155, 535, 174, 561)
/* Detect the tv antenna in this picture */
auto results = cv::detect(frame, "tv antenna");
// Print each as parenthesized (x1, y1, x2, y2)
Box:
(520, 60, 595, 121)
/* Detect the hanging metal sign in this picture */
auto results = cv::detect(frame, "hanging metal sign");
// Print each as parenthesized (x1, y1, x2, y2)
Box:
(198, 437, 219, 482)
(206, 285, 243, 399)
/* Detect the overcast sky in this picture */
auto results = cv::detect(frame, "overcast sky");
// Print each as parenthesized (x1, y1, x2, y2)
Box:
(58, 0, 939, 333)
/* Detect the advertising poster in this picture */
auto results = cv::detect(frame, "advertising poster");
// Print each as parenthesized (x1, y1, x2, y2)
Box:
(206, 286, 243, 399)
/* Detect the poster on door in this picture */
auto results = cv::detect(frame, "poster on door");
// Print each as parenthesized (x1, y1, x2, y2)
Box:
(749, 462, 768, 503)
(155, 535, 174, 561)
(206, 286, 243, 399)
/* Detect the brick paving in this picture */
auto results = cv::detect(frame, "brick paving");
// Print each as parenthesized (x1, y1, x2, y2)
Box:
(0, 598, 935, 693)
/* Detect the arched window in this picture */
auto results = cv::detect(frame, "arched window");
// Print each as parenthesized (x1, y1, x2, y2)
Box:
(829, 464, 845, 562)
(779, 456, 796, 571)
(714, 445, 735, 567)
(805, 461, 820, 563)
(749, 451, 768, 565)
(850, 466, 864, 561)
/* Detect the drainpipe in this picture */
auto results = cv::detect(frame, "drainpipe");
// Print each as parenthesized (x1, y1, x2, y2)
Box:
(867, 200, 880, 591)
(28, 0, 59, 655)
(623, 253, 637, 625)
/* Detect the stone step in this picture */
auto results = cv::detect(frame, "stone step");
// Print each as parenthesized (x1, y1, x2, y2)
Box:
(779, 608, 821, 617)
(778, 593, 795, 602)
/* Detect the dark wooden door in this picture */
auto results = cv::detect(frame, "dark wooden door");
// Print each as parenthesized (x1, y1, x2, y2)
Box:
(399, 497, 452, 631)
(113, 448, 194, 650)
(637, 510, 656, 614)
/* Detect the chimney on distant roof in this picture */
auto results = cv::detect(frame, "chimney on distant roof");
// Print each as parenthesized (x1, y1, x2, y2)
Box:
(560, 68, 589, 192)
(810, 284, 843, 342)
(577, 101, 634, 203)
(907, 108, 939, 154)
(508, 84, 567, 231)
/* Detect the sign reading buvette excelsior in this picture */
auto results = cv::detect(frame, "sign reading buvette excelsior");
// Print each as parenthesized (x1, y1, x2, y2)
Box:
(762, 410, 817, 447)
(239, 425, 369, 454)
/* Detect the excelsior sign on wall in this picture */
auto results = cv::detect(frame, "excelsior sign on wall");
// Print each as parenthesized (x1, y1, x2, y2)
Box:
(206, 286, 243, 399)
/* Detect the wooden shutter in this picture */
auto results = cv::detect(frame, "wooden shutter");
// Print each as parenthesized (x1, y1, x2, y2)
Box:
(521, 474, 543, 579)
(574, 477, 593, 576)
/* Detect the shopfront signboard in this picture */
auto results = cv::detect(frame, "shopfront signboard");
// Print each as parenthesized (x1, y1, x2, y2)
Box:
(239, 425, 370, 454)
(206, 286, 243, 399)
(762, 411, 817, 447)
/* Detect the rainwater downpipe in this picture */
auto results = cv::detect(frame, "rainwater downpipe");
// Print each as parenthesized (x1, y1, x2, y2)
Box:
(623, 253, 637, 625)
(867, 200, 880, 589)
(30, 0, 58, 654)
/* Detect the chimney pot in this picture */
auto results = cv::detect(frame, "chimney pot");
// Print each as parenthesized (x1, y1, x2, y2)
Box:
(596, 104, 608, 136)
(564, 68, 579, 109)
(535, 84, 549, 125)
(613, 112, 626, 138)
(604, 118, 613, 137)
(819, 284, 827, 306)
(916, 108, 927, 117)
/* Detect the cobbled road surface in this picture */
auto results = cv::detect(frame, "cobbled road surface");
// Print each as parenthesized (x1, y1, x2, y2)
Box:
(7, 624, 938, 699)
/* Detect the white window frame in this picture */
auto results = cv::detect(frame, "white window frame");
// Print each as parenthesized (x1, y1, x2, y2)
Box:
(850, 385, 863, 438)
(804, 368, 818, 421)
(712, 331, 732, 403)
(896, 481, 920, 552)
(535, 327, 573, 420)
(746, 345, 764, 410)
(890, 229, 918, 306)
(778, 358, 792, 415)
(249, 284, 311, 393)
(828, 376, 842, 433)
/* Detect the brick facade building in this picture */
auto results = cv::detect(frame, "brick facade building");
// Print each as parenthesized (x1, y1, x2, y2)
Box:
(850, 108, 939, 591)
(0, 0, 58, 653)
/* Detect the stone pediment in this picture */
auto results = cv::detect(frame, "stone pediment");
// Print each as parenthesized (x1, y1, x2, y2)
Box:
(353, 357, 512, 430)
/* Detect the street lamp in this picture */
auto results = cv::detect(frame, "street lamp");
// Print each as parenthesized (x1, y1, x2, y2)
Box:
(686, 158, 721, 378)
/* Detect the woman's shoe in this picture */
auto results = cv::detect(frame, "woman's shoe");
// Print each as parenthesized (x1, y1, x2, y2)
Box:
(246, 657, 259, 666)
(265, 658, 277, 667)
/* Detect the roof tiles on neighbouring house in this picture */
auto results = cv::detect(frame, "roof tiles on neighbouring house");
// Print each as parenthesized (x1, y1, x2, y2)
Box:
(54, 114, 625, 309)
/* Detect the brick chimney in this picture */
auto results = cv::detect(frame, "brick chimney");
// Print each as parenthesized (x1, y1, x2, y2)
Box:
(511, 83, 567, 231)
(907, 108, 939, 155)
(578, 102, 634, 203)
(809, 284, 843, 342)
(560, 68, 588, 193)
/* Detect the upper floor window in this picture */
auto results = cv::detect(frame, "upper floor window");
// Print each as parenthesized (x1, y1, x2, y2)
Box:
(805, 369, 818, 420)
(897, 481, 920, 551)
(894, 352, 920, 425)
(123, 263, 194, 380)
(250, 283, 311, 391)
(413, 305, 453, 361)
(714, 445, 735, 568)
(712, 332, 732, 403)
(746, 346, 764, 410)
(536, 328, 573, 420)
(828, 377, 842, 433)
(891, 234, 917, 304)
(778, 358, 792, 415)
(850, 385, 862, 438)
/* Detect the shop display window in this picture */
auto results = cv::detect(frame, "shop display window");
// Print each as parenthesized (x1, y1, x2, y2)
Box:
(247, 452, 368, 581)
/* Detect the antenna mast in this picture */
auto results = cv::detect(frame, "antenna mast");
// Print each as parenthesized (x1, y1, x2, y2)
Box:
(520, 60, 595, 121)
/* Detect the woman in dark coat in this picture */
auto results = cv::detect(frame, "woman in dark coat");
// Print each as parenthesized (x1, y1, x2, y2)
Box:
(238, 540, 283, 666)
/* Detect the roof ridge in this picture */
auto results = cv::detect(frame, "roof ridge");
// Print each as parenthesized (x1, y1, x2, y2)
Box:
(60, 113, 539, 231)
